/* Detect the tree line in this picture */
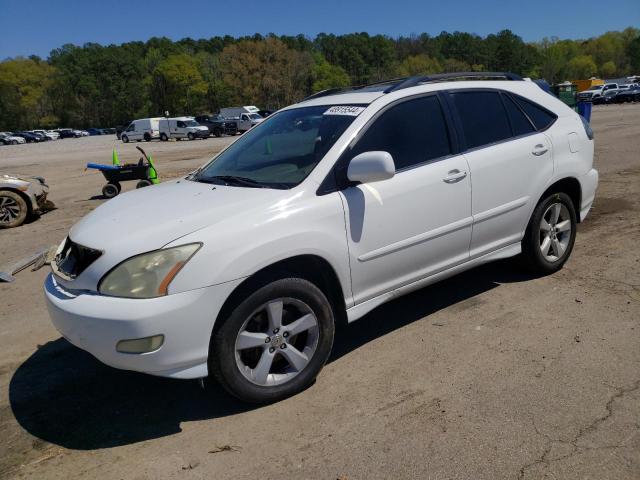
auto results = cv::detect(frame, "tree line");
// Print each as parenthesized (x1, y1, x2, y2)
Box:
(1, 28, 639, 130)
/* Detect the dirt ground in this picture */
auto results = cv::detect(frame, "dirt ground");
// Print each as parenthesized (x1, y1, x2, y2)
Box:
(0, 105, 639, 480)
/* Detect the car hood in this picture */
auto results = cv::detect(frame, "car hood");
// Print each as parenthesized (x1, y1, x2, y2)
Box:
(69, 179, 288, 255)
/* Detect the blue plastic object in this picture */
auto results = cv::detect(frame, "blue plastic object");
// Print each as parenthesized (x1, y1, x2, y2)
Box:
(86, 163, 121, 171)
(576, 101, 592, 123)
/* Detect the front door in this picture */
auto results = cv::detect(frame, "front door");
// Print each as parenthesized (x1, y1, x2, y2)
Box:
(339, 95, 472, 305)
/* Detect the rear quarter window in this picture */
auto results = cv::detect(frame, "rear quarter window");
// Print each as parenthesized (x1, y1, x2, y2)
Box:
(512, 95, 557, 131)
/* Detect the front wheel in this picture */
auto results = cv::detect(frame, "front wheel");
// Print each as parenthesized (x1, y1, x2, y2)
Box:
(121, 135, 129, 143)
(187, 132, 194, 141)
(209, 278, 335, 404)
(521, 192, 577, 274)
(102, 183, 119, 199)
(136, 179, 152, 188)
(0, 190, 28, 228)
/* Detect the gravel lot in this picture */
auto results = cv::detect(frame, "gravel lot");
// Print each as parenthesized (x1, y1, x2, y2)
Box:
(1, 105, 639, 480)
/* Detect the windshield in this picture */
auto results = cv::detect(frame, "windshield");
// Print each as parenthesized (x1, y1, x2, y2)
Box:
(193, 105, 363, 189)
(184, 120, 199, 127)
(249, 113, 262, 120)
(586, 86, 601, 91)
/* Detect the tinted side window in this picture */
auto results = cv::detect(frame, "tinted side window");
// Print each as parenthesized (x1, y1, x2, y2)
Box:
(502, 94, 535, 136)
(513, 96, 557, 130)
(350, 96, 451, 170)
(450, 91, 512, 149)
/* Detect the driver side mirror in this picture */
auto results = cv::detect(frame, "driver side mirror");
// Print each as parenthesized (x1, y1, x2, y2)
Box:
(347, 151, 395, 184)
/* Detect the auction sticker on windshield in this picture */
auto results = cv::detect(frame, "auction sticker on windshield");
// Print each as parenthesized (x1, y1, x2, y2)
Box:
(324, 106, 365, 116)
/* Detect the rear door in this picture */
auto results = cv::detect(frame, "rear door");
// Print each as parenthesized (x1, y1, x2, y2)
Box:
(446, 89, 555, 258)
(339, 94, 472, 304)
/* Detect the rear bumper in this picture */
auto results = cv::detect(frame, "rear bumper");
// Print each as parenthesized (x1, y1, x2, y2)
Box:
(578, 168, 599, 221)
(44, 273, 243, 379)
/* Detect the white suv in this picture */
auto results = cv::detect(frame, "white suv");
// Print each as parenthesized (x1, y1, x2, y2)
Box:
(45, 72, 598, 403)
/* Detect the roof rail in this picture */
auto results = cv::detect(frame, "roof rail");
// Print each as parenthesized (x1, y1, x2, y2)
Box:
(302, 72, 523, 102)
(302, 77, 408, 102)
(384, 72, 523, 93)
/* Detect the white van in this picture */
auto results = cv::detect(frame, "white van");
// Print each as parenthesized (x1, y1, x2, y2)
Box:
(121, 118, 161, 143)
(159, 117, 210, 141)
(220, 106, 264, 133)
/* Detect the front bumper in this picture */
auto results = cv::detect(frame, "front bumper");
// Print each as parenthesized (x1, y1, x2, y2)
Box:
(44, 273, 243, 379)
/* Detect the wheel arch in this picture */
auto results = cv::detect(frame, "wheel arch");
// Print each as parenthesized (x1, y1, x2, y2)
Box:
(212, 254, 348, 340)
(540, 177, 581, 221)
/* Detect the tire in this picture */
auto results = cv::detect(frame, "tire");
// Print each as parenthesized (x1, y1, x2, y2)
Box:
(102, 183, 119, 199)
(121, 135, 129, 143)
(115, 182, 122, 193)
(214, 128, 222, 138)
(160, 133, 168, 141)
(521, 192, 577, 274)
(136, 179, 152, 188)
(0, 190, 29, 228)
(210, 277, 335, 404)
(11, 140, 17, 145)
(143, 133, 151, 142)
(187, 132, 194, 141)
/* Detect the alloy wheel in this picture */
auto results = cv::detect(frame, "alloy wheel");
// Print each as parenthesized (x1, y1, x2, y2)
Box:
(539, 202, 572, 262)
(234, 298, 319, 386)
(0, 195, 21, 225)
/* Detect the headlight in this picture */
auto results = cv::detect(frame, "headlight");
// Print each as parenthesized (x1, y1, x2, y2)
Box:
(98, 243, 201, 298)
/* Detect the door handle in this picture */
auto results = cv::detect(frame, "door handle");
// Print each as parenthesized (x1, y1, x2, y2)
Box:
(443, 169, 467, 183)
(532, 144, 548, 156)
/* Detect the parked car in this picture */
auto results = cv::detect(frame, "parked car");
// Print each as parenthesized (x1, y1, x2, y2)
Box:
(57, 128, 81, 139)
(593, 89, 618, 105)
(121, 118, 161, 143)
(13, 131, 45, 143)
(194, 114, 238, 137)
(86, 128, 103, 136)
(577, 83, 618, 102)
(220, 106, 265, 133)
(159, 117, 210, 141)
(32, 129, 58, 141)
(0, 174, 52, 228)
(614, 85, 640, 103)
(102, 128, 116, 135)
(45, 72, 598, 404)
(0, 132, 26, 145)
(78, 130, 90, 137)
(115, 124, 128, 140)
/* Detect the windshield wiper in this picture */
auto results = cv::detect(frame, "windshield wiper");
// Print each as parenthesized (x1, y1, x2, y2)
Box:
(199, 175, 266, 188)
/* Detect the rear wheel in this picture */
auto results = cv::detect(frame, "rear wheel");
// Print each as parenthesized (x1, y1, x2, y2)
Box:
(143, 133, 151, 142)
(160, 133, 168, 141)
(0, 191, 28, 228)
(136, 179, 152, 188)
(102, 183, 119, 199)
(210, 278, 335, 404)
(121, 135, 129, 143)
(521, 192, 577, 274)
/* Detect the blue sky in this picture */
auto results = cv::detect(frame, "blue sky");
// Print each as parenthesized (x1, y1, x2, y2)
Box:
(1, 0, 639, 59)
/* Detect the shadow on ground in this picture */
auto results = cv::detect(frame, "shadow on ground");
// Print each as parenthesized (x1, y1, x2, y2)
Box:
(9, 259, 537, 450)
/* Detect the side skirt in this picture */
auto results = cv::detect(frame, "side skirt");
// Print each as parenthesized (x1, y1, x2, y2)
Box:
(345, 242, 521, 323)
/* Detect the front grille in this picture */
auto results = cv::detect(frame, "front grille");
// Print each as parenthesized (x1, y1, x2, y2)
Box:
(54, 237, 102, 280)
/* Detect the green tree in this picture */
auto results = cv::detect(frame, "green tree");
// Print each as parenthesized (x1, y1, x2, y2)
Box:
(600, 60, 617, 78)
(396, 54, 442, 76)
(311, 54, 350, 92)
(0, 57, 56, 129)
(151, 54, 208, 115)
(567, 55, 598, 78)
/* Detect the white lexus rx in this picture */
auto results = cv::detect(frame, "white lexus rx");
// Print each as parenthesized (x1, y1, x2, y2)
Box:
(45, 73, 598, 403)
